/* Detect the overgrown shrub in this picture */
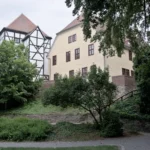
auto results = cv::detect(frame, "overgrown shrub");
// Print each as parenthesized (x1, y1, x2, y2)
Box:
(42, 65, 117, 128)
(0, 117, 53, 141)
(113, 95, 150, 121)
(0, 41, 42, 110)
(114, 95, 140, 115)
(100, 111, 123, 137)
(133, 45, 150, 114)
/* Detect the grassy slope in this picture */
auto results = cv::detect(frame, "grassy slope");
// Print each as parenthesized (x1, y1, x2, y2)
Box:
(0, 99, 85, 115)
(49, 122, 100, 141)
(0, 146, 118, 150)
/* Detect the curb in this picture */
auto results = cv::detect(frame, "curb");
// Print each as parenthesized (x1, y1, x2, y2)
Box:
(119, 144, 125, 150)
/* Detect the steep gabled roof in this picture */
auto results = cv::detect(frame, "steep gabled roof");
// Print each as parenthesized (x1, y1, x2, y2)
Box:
(7, 14, 36, 33)
(4, 14, 51, 39)
(58, 15, 83, 34)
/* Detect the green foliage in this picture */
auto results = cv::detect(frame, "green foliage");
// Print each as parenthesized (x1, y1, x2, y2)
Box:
(0, 99, 84, 115)
(113, 95, 150, 121)
(100, 110, 123, 137)
(42, 65, 117, 128)
(0, 117, 53, 141)
(133, 45, 150, 114)
(0, 41, 42, 109)
(65, 0, 150, 56)
(51, 122, 99, 141)
(114, 95, 140, 115)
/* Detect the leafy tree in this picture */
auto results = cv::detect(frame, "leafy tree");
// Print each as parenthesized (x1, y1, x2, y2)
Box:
(65, 0, 150, 56)
(133, 44, 150, 114)
(42, 65, 117, 127)
(0, 41, 41, 109)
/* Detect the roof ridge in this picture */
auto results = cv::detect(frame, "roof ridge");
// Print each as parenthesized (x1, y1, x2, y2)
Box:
(7, 14, 36, 28)
(58, 15, 83, 34)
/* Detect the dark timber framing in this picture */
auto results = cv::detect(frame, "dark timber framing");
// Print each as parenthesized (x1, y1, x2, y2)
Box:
(0, 26, 52, 81)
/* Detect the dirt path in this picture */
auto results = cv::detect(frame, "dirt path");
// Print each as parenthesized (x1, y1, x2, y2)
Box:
(1, 113, 94, 124)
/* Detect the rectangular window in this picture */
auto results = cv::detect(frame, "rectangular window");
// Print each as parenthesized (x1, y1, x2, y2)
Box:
(131, 70, 134, 77)
(68, 36, 72, 43)
(88, 44, 94, 56)
(52, 55, 57, 66)
(129, 50, 132, 61)
(82, 67, 88, 77)
(72, 34, 76, 42)
(54, 73, 58, 80)
(66, 51, 71, 62)
(69, 70, 74, 77)
(75, 48, 80, 60)
(68, 34, 76, 43)
(14, 37, 20, 43)
(122, 68, 130, 76)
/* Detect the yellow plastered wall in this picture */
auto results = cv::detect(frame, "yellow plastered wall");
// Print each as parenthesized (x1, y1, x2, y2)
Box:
(105, 50, 134, 79)
(48, 25, 134, 80)
(48, 25, 104, 80)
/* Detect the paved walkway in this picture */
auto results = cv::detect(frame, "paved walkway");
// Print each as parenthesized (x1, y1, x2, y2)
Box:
(0, 133, 149, 150)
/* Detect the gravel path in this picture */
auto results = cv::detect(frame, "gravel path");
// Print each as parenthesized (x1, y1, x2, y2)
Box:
(0, 133, 149, 150)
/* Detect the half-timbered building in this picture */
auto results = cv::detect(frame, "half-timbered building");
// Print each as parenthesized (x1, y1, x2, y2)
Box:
(0, 14, 52, 80)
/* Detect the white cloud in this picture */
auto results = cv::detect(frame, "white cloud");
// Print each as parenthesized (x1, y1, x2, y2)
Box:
(0, 0, 76, 41)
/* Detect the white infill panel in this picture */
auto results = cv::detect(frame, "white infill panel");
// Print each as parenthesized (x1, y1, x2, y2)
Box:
(30, 37, 36, 45)
(31, 30, 37, 37)
(30, 52, 35, 59)
(38, 38, 44, 46)
(33, 53, 43, 60)
(30, 45, 37, 52)
(44, 53, 49, 75)
(38, 30, 44, 39)
(37, 60, 43, 68)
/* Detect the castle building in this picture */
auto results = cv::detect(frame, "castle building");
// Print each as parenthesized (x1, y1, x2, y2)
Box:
(48, 16, 134, 83)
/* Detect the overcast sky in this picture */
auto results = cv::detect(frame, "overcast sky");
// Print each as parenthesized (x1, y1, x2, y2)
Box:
(0, 0, 75, 41)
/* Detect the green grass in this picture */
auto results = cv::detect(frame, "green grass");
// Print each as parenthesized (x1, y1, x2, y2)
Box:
(0, 99, 85, 115)
(0, 117, 101, 141)
(0, 117, 53, 141)
(49, 122, 100, 141)
(0, 146, 119, 150)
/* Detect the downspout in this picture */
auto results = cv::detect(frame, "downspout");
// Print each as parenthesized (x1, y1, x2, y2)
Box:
(48, 57, 51, 81)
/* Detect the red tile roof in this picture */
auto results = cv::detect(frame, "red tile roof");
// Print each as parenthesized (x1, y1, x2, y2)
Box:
(7, 14, 36, 33)
(58, 15, 83, 33)
(6, 14, 50, 38)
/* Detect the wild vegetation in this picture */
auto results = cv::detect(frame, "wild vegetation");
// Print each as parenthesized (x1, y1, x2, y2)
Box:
(0, 41, 41, 110)
(133, 45, 150, 114)
(66, 0, 150, 115)
(66, 0, 150, 56)
(42, 65, 123, 137)
(0, 117, 52, 141)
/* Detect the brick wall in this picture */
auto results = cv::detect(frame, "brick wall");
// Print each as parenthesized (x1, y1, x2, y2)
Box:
(112, 75, 136, 98)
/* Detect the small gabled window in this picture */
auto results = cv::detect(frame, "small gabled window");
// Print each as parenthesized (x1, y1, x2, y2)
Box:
(82, 67, 88, 77)
(122, 68, 130, 76)
(88, 44, 94, 56)
(66, 51, 71, 62)
(69, 70, 74, 78)
(129, 50, 132, 61)
(75, 48, 80, 60)
(52, 55, 57, 66)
